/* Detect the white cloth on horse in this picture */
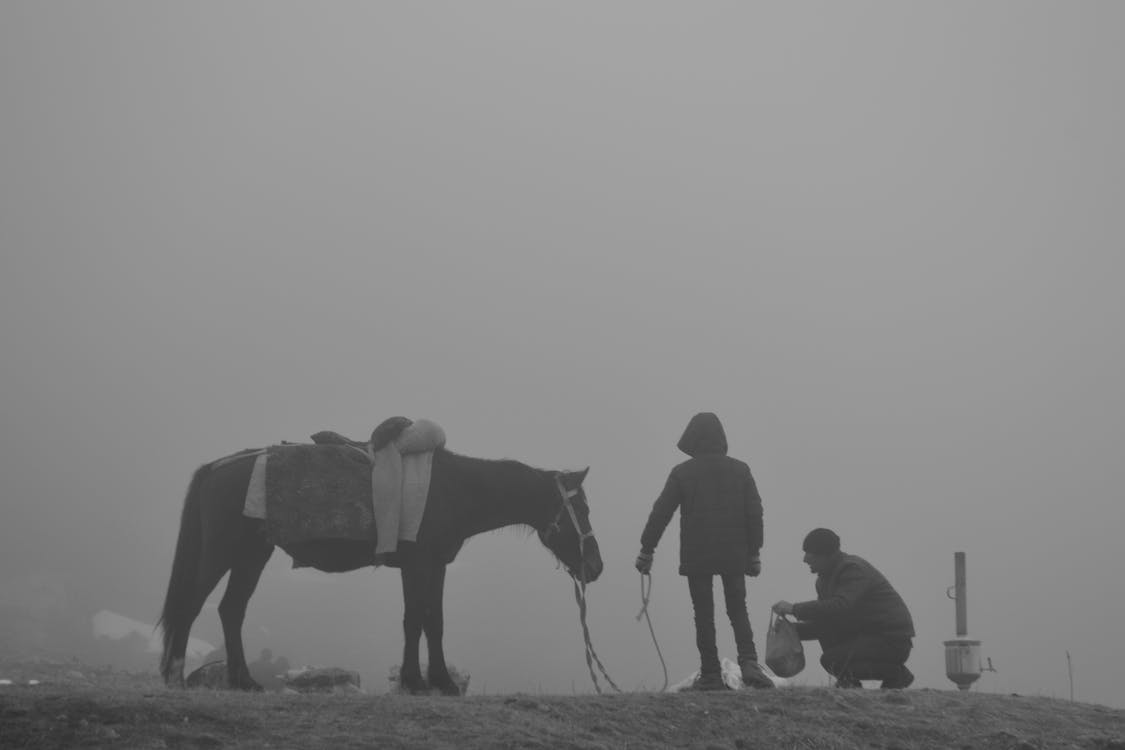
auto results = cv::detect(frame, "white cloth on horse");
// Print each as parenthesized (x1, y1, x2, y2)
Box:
(243, 452, 269, 519)
(372, 419, 446, 556)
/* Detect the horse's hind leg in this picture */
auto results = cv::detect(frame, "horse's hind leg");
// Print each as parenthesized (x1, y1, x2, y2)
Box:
(219, 533, 274, 691)
(166, 562, 231, 688)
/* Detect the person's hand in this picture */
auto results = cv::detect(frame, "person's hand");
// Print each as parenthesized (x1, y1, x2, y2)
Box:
(635, 551, 654, 574)
(746, 554, 762, 577)
(772, 600, 794, 616)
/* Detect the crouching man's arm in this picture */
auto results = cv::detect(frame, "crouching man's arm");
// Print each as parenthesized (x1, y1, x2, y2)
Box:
(773, 599, 825, 641)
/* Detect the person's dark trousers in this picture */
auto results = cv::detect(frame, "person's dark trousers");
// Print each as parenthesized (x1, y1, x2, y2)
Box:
(819, 633, 912, 683)
(687, 573, 757, 676)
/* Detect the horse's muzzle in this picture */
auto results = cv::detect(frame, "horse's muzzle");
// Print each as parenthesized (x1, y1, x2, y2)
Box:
(582, 559, 603, 583)
(579, 543, 604, 583)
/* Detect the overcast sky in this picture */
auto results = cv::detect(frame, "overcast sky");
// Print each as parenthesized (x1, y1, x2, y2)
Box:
(2, 2, 1123, 707)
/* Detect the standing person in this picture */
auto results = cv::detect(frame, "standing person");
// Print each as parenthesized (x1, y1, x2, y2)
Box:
(635, 412, 773, 690)
(771, 528, 915, 689)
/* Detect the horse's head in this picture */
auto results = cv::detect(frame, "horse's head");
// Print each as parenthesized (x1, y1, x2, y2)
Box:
(538, 467, 603, 583)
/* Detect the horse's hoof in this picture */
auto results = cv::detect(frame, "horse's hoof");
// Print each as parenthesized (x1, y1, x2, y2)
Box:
(401, 675, 427, 695)
(428, 675, 461, 696)
(436, 682, 461, 697)
(231, 677, 263, 692)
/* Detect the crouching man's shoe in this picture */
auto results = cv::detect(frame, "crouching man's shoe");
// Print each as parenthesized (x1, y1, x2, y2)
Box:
(880, 665, 914, 690)
(740, 660, 775, 689)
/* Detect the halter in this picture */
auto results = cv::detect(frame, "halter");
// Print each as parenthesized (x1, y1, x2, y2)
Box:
(544, 473, 622, 695)
(538, 474, 597, 554)
(540, 475, 639, 696)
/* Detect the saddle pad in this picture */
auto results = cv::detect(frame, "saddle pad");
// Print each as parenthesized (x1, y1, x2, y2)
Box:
(238, 442, 438, 551)
(261, 444, 375, 545)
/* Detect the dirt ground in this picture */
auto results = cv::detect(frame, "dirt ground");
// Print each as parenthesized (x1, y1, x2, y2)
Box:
(2, 657, 1124, 749)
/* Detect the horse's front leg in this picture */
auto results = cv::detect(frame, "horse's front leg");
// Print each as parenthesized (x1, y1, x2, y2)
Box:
(422, 564, 460, 696)
(399, 564, 426, 694)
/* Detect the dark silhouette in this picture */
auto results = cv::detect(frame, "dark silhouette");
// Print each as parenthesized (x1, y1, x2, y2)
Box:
(636, 412, 772, 690)
(157, 445, 602, 695)
(772, 528, 915, 689)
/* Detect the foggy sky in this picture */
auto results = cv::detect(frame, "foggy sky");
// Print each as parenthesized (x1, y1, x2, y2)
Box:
(2, 2, 1123, 706)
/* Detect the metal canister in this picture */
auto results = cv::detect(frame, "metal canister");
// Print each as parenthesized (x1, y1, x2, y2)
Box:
(944, 637, 982, 691)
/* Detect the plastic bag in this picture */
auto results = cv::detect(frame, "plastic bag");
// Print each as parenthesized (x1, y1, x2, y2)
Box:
(765, 613, 805, 678)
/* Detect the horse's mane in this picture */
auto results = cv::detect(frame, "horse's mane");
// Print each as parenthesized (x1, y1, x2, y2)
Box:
(435, 447, 557, 476)
(436, 447, 563, 542)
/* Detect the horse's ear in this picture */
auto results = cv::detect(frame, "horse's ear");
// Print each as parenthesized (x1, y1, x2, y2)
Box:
(576, 466, 590, 485)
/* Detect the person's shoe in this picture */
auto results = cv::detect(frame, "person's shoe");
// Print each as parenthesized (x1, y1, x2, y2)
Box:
(740, 660, 775, 689)
(880, 665, 914, 690)
(692, 673, 731, 691)
(834, 675, 863, 689)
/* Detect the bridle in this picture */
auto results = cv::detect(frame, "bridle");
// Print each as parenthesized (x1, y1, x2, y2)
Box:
(538, 474, 597, 569)
(540, 473, 621, 694)
(538, 473, 657, 695)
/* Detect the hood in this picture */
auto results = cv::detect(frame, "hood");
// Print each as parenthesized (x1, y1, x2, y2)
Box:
(676, 412, 728, 457)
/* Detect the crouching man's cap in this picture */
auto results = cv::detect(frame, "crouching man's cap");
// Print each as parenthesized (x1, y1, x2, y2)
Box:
(802, 528, 841, 555)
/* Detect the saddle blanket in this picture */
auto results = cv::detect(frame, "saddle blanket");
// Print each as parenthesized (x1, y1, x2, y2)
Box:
(237, 420, 446, 555)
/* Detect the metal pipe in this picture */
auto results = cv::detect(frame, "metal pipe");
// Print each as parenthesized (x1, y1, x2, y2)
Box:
(954, 551, 967, 636)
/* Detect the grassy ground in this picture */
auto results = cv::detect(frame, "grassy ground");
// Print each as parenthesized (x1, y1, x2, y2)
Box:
(2, 658, 1123, 750)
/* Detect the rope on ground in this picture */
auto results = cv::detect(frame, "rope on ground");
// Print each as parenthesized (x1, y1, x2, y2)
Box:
(635, 572, 669, 692)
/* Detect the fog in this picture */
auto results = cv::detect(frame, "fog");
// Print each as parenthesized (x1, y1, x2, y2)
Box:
(2, 2, 1122, 706)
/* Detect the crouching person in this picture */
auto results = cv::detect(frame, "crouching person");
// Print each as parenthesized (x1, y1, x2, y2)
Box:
(772, 528, 915, 689)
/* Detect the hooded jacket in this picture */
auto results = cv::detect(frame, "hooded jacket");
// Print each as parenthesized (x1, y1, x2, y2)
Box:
(640, 413, 764, 576)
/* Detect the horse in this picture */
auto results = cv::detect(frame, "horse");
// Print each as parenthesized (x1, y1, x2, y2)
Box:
(157, 445, 603, 696)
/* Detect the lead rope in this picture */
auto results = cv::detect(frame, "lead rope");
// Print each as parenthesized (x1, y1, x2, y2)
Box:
(557, 476, 622, 695)
(572, 574, 622, 694)
(635, 572, 669, 692)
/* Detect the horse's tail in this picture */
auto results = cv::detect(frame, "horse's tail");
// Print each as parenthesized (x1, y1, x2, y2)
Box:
(157, 463, 209, 679)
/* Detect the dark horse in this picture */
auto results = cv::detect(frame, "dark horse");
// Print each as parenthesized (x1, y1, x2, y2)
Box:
(157, 446, 603, 695)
